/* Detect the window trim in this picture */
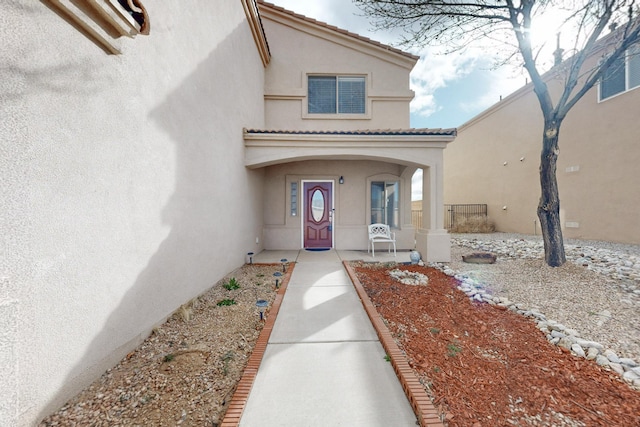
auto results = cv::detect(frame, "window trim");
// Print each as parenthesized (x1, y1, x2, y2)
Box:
(598, 45, 640, 102)
(303, 73, 372, 119)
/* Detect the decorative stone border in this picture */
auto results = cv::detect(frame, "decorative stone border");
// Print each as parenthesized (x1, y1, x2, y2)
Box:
(389, 268, 429, 285)
(430, 262, 640, 390)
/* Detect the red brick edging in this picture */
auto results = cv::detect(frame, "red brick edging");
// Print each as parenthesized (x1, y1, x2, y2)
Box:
(343, 261, 445, 427)
(220, 263, 294, 427)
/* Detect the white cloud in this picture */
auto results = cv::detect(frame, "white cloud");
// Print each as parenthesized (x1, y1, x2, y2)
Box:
(410, 50, 481, 118)
(459, 69, 527, 115)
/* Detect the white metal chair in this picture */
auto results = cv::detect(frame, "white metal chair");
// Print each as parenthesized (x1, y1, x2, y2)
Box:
(367, 223, 396, 257)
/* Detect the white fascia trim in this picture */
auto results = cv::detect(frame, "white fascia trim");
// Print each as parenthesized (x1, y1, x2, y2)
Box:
(244, 132, 453, 147)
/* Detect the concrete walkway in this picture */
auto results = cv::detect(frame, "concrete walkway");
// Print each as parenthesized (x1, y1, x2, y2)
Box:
(239, 249, 418, 426)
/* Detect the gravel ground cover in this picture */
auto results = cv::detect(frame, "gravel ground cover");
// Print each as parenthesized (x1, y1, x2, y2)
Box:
(447, 233, 640, 364)
(40, 264, 282, 427)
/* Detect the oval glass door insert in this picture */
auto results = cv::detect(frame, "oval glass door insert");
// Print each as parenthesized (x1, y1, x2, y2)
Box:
(311, 189, 325, 222)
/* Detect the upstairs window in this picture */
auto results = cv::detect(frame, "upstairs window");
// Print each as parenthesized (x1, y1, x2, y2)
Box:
(600, 44, 640, 100)
(308, 75, 366, 114)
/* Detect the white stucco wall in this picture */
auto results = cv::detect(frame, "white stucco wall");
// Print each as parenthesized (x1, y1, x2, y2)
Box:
(1, 1, 266, 425)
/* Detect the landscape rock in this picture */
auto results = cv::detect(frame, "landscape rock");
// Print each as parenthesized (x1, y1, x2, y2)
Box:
(620, 357, 638, 367)
(596, 355, 610, 367)
(586, 347, 600, 360)
(609, 363, 625, 376)
(623, 370, 640, 383)
(571, 344, 585, 358)
(604, 349, 621, 364)
(557, 337, 574, 351)
(575, 339, 604, 350)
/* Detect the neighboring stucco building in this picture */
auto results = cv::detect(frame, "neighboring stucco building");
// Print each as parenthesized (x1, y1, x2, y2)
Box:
(1, 1, 453, 425)
(444, 36, 640, 244)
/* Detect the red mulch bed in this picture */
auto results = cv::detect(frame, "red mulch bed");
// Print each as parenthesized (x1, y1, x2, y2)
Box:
(351, 263, 640, 427)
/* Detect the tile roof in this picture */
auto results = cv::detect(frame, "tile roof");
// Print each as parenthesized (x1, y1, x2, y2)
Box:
(244, 128, 457, 136)
(257, 1, 419, 61)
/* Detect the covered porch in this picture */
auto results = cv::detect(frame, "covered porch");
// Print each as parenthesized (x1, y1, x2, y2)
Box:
(244, 128, 456, 262)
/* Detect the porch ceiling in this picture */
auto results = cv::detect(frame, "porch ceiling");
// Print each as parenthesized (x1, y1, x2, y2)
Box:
(243, 128, 456, 169)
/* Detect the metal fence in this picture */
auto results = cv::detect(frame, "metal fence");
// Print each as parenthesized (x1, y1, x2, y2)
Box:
(411, 204, 488, 230)
(445, 204, 488, 229)
(411, 209, 423, 229)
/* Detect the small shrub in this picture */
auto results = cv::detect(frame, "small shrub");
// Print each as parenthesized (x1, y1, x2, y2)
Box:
(140, 394, 154, 405)
(221, 351, 235, 376)
(178, 304, 192, 322)
(429, 327, 441, 335)
(163, 353, 175, 363)
(223, 277, 240, 290)
(447, 342, 462, 358)
(172, 300, 195, 323)
(217, 299, 236, 306)
(384, 354, 391, 362)
(450, 215, 495, 233)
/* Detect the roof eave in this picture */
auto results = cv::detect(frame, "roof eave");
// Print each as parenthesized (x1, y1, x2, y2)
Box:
(244, 129, 456, 145)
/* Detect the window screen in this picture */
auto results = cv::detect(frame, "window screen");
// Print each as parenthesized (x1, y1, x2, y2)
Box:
(308, 76, 337, 114)
(600, 55, 626, 100)
(338, 77, 365, 114)
(600, 44, 640, 100)
(628, 45, 640, 90)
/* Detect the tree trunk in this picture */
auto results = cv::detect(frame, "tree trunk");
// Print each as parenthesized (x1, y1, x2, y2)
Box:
(537, 121, 566, 267)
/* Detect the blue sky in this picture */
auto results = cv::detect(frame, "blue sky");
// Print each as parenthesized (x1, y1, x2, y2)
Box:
(269, 0, 529, 129)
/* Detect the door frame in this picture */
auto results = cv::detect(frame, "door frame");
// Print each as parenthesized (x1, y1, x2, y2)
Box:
(300, 179, 335, 248)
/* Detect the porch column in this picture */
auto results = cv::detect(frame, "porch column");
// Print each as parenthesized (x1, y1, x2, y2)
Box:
(415, 160, 450, 262)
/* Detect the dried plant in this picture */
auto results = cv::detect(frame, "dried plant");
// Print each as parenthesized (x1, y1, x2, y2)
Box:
(450, 215, 495, 233)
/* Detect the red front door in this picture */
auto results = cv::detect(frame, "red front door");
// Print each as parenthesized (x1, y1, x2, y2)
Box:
(303, 182, 333, 248)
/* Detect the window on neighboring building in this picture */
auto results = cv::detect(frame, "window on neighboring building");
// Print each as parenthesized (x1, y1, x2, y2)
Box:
(308, 75, 366, 114)
(600, 44, 640, 100)
(371, 181, 399, 228)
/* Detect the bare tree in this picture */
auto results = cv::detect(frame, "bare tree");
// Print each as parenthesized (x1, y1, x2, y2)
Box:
(355, 0, 640, 266)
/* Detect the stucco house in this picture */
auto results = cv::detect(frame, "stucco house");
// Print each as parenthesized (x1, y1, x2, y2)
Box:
(250, 2, 455, 260)
(443, 32, 640, 244)
(1, 0, 454, 425)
